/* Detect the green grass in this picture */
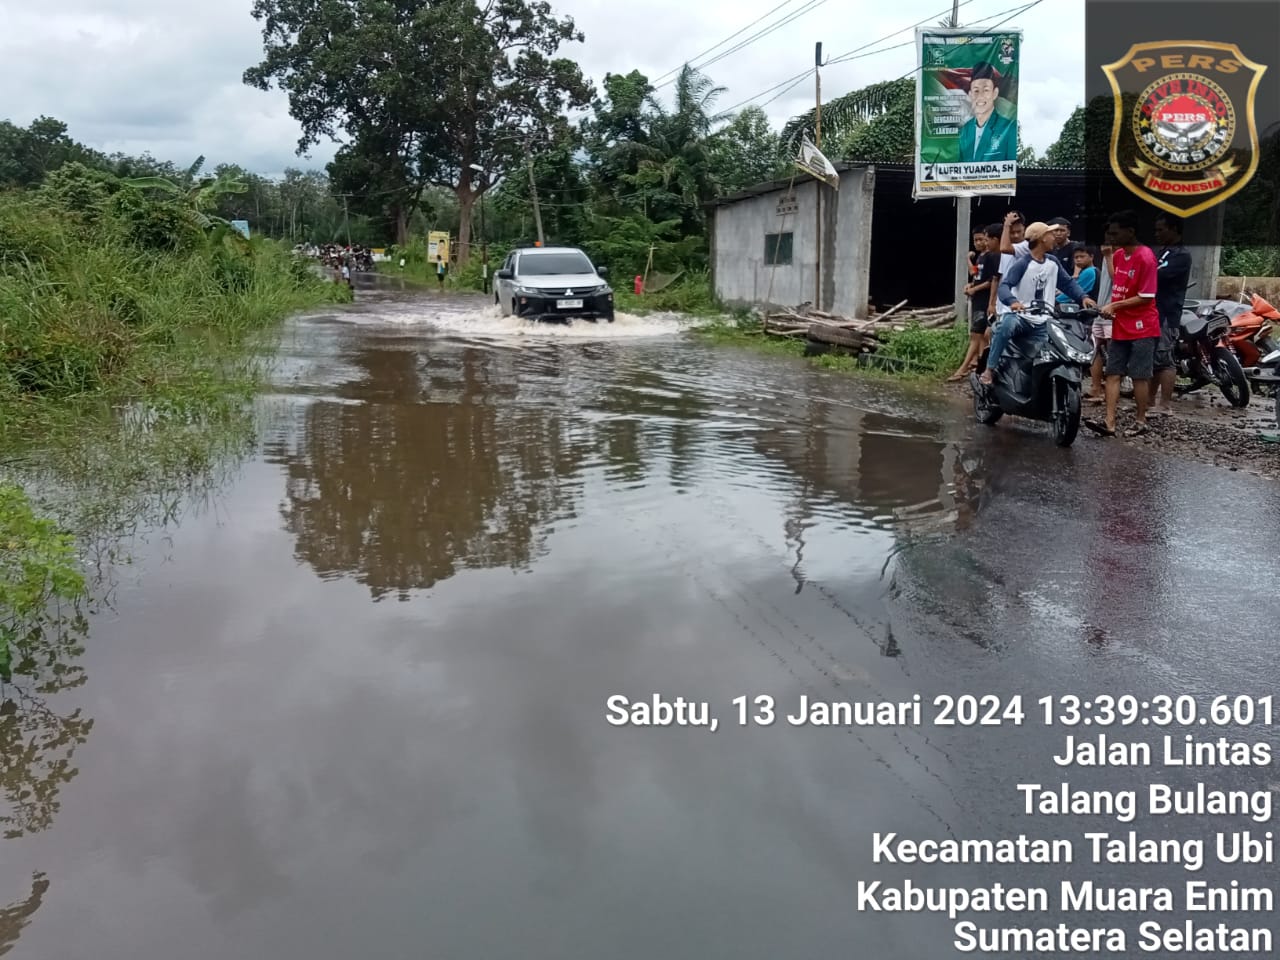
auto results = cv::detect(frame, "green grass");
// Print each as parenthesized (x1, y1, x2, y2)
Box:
(614, 272, 726, 317)
(0, 187, 347, 678)
(0, 199, 348, 404)
(693, 314, 968, 382)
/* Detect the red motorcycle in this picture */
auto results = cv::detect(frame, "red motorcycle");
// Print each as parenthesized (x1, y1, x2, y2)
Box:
(1224, 292, 1280, 370)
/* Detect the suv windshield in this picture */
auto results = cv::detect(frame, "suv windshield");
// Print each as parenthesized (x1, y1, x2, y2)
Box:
(518, 252, 595, 276)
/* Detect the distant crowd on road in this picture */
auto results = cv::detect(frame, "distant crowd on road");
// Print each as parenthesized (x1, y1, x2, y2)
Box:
(950, 208, 1190, 440)
(294, 243, 376, 287)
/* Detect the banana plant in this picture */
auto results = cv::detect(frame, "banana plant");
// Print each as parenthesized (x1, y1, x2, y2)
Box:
(123, 167, 251, 242)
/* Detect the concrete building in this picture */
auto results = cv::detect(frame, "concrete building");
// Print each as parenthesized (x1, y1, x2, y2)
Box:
(709, 163, 1225, 319)
(707, 164, 875, 319)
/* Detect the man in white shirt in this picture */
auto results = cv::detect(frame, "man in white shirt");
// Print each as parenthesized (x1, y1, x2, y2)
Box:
(979, 222, 1096, 385)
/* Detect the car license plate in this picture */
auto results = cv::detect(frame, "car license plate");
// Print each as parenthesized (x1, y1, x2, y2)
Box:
(557, 299, 583, 309)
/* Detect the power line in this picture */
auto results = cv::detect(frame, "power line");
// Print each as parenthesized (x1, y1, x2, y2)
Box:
(720, 0, 1030, 115)
(654, 0, 832, 91)
(876, 0, 1045, 88)
(650, 0, 807, 87)
(826, 0, 978, 65)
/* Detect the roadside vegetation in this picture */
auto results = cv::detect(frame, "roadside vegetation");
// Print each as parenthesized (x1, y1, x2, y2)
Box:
(0, 138, 346, 675)
(695, 314, 968, 381)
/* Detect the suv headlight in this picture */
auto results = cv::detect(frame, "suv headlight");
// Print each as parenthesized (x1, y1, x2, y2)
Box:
(513, 285, 541, 297)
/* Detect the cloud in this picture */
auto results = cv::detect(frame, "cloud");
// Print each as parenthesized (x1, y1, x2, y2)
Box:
(0, 0, 1084, 177)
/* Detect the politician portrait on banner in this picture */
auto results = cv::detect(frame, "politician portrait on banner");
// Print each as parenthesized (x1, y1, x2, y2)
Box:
(913, 28, 1022, 198)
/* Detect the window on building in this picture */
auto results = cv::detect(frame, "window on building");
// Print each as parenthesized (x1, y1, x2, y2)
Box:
(764, 232, 793, 266)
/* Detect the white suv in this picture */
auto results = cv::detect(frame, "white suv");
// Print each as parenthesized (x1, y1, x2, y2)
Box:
(494, 246, 614, 323)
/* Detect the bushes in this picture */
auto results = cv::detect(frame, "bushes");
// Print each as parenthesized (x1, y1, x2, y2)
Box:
(614, 271, 721, 316)
(877, 322, 969, 376)
(696, 313, 968, 380)
(0, 188, 344, 401)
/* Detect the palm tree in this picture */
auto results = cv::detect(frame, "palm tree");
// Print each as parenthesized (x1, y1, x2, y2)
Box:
(622, 65, 730, 229)
(781, 78, 915, 159)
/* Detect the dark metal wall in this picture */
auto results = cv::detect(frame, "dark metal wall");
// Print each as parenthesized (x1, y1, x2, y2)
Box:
(866, 165, 1093, 310)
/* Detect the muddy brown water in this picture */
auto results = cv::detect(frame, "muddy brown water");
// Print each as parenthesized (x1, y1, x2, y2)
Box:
(3, 280, 1280, 958)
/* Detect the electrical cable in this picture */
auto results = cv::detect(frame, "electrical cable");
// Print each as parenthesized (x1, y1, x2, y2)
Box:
(649, 0, 808, 87)
(653, 0, 832, 91)
(720, 0, 1036, 115)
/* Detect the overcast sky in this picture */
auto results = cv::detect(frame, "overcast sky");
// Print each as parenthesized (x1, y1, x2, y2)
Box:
(0, 0, 1083, 179)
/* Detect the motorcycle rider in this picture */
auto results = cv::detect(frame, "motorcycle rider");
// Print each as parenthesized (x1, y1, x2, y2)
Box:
(979, 222, 1096, 386)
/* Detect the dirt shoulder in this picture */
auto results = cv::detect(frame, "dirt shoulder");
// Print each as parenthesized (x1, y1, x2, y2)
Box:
(946, 381, 1280, 481)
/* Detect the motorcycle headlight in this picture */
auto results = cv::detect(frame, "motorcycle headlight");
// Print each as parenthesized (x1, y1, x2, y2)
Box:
(1048, 324, 1093, 363)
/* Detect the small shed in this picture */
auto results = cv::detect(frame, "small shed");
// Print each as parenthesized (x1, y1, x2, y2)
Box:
(708, 163, 1223, 318)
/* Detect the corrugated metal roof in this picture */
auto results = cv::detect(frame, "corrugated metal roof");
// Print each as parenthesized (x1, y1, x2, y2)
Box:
(710, 162, 1104, 207)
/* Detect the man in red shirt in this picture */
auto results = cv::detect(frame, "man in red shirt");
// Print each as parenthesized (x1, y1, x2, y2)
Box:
(1085, 210, 1159, 438)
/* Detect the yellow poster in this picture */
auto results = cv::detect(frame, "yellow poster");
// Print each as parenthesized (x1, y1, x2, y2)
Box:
(427, 231, 451, 264)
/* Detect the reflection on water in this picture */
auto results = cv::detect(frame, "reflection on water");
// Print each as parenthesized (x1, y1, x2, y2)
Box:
(264, 346, 592, 598)
(0, 406, 259, 953)
(0, 872, 47, 957)
(263, 322, 992, 602)
(753, 399, 989, 541)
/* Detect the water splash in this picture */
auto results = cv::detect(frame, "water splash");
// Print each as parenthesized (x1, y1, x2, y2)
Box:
(421, 302, 697, 341)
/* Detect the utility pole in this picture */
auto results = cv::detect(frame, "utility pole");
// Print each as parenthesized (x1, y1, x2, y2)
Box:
(951, 0, 970, 322)
(814, 41, 823, 311)
(525, 137, 545, 245)
(338, 193, 352, 248)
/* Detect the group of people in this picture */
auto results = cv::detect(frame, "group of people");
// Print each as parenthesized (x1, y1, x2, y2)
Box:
(949, 208, 1191, 439)
(294, 243, 376, 287)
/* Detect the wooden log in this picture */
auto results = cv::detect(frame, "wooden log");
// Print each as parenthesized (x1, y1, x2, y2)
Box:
(876, 298, 910, 322)
(807, 323, 878, 350)
(919, 313, 958, 329)
(810, 317, 884, 339)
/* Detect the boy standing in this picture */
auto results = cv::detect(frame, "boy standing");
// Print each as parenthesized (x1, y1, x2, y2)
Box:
(950, 224, 1003, 381)
(1086, 211, 1160, 438)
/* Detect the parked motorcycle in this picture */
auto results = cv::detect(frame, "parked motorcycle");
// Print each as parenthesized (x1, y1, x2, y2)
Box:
(1223, 293, 1280, 370)
(1175, 298, 1252, 408)
(971, 301, 1099, 447)
(1255, 345, 1280, 430)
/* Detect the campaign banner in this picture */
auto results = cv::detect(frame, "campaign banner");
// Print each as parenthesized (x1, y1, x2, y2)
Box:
(913, 27, 1022, 199)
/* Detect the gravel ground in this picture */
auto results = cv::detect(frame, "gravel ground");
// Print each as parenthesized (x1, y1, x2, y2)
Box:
(1105, 390, 1280, 480)
(950, 380, 1280, 480)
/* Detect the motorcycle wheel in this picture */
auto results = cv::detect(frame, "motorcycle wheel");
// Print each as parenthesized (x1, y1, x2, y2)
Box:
(1053, 381, 1081, 447)
(1214, 345, 1252, 408)
(973, 382, 1003, 425)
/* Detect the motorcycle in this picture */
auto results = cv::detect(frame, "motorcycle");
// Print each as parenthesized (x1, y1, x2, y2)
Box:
(1175, 296, 1252, 408)
(1218, 292, 1280, 371)
(1256, 345, 1280, 430)
(971, 300, 1099, 447)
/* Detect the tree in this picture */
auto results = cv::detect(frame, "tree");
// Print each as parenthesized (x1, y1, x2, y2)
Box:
(1040, 106, 1085, 168)
(243, 0, 593, 260)
(782, 78, 915, 162)
(0, 117, 104, 188)
(619, 64, 729, 232)
(1016, 123, 1038, 167)
(582, 69, 655, 204)
(706, 106, 786, 194)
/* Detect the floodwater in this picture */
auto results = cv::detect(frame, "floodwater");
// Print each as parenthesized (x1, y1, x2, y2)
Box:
(3, 278, 1279, 958)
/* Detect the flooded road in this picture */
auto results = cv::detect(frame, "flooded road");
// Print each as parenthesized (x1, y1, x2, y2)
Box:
(4, 281, 1279, 958)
